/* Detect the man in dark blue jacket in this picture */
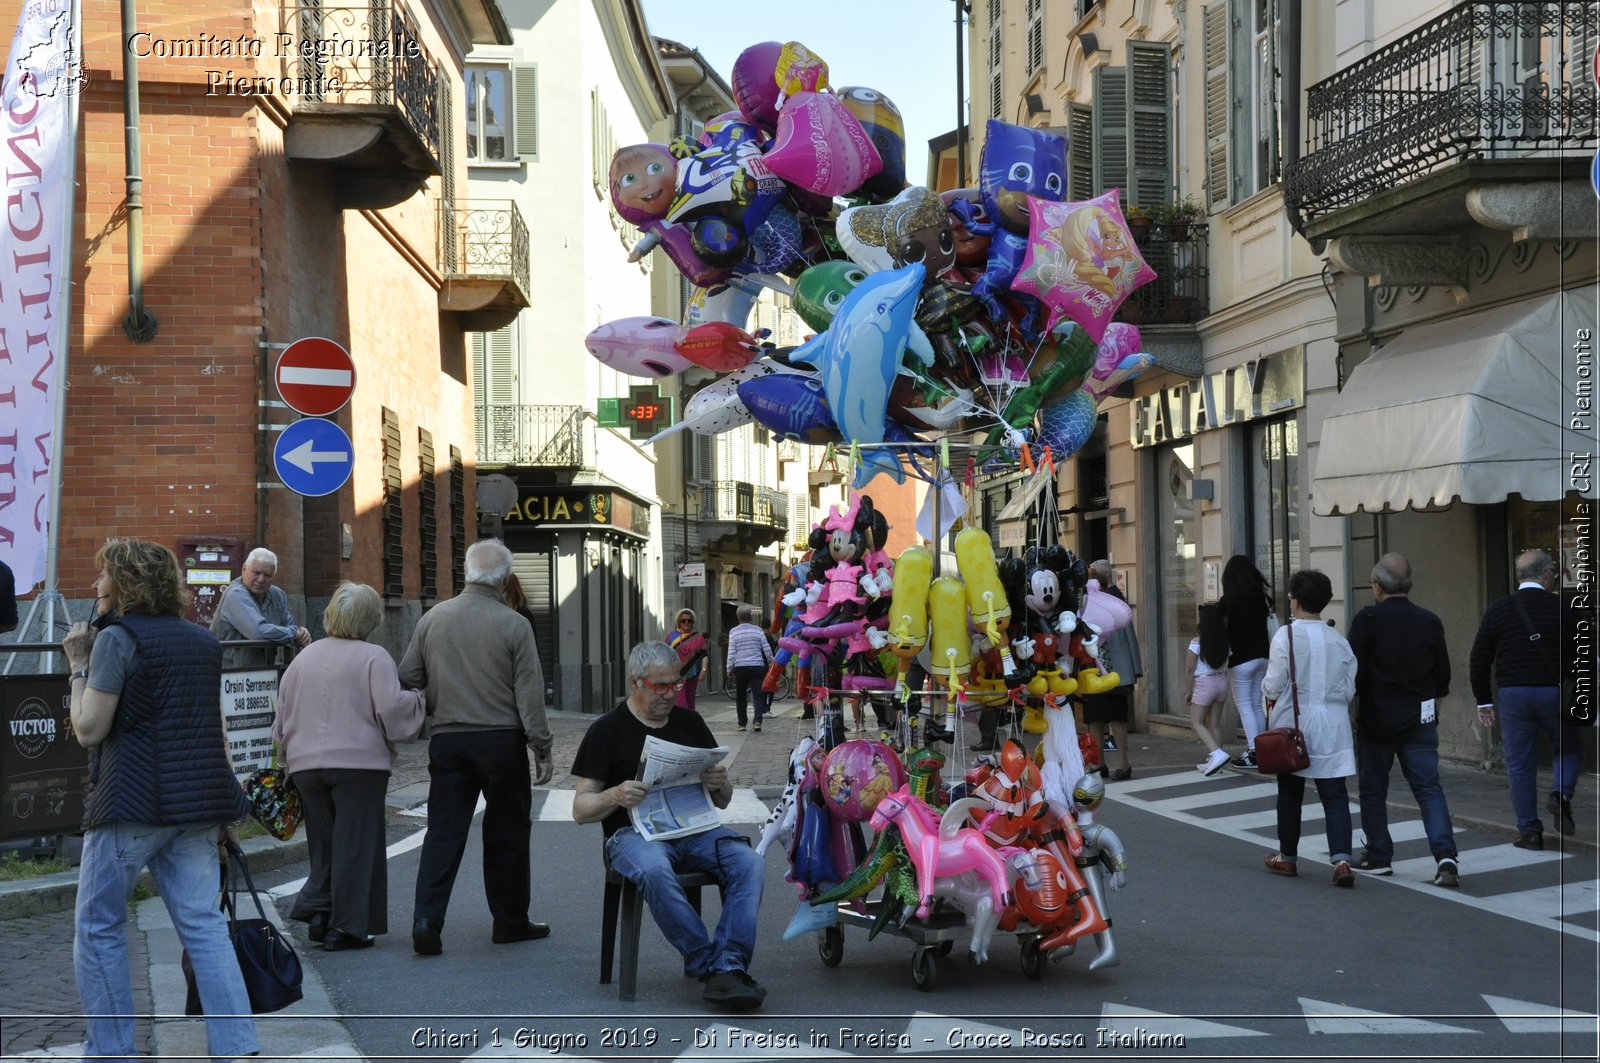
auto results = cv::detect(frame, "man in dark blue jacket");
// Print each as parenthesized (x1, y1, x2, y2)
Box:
(1347, 553, 1458, 886)
(1470, 549, 1577, 850)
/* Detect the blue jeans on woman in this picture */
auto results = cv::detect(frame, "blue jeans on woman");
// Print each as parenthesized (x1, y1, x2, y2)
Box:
(1499, 685, 1581, 836)
(605, 824, 764, 978)
(1275, 774, 1353, 865)
(75, 822, 258, 1063)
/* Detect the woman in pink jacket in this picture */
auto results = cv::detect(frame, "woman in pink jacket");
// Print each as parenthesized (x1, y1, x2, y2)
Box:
(274, 582, 425, 950)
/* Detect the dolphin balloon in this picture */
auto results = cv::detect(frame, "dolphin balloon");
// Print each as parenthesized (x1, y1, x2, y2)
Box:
(789, 263, 933, 445)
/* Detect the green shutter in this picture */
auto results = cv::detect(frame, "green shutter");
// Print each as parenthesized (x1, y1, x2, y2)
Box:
(1068, 103, 1094, 201)
(1093, 66, 1128, 198)
(1127, 41, 1172, 209)
(1204, 1, 1231, 210)
(511, 63, 538, 160)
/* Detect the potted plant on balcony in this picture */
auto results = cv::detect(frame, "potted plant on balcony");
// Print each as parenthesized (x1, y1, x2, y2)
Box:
(1124, 204, 1153, 245)
(1165, 196, 1203, 241)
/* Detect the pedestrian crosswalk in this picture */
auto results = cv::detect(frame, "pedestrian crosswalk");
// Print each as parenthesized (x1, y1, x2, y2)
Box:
(1103, 769, 1599, 940)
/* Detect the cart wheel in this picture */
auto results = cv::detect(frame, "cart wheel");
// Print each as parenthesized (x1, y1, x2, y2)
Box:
(818, 925, 844, 968)
(1020, 936, 1045, 980)
(911, 946, 938, 991)
(936, 939, 955, 957)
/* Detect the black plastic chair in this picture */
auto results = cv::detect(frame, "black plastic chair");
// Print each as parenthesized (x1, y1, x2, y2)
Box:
(599, 861, 715, 1002)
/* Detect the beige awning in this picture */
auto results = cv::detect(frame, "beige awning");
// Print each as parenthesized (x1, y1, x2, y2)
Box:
(1312, 290, 1597, 516)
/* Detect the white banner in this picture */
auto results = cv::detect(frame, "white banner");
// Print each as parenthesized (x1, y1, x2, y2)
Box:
(0, 0, 75, 592)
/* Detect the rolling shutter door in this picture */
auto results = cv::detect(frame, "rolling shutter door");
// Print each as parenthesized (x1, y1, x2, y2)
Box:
(512, 550, 556, 702)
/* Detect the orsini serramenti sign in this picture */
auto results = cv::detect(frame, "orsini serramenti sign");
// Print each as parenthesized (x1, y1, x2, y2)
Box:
(1130, 346, 1305, 448)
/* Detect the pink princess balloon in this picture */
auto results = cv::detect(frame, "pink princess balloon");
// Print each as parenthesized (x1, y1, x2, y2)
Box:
(1009, 190, 1157, 344)
(762, 91, 883, 198)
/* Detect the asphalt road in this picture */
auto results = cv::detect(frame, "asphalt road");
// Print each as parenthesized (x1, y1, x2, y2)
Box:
(247, 766, 1600, 1063)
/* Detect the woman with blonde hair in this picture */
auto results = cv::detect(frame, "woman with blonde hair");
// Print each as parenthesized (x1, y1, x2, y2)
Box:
(275, 582, 426, 948)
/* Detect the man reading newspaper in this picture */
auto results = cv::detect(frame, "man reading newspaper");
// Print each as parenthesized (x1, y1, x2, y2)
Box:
(571, 641, 767, 1010)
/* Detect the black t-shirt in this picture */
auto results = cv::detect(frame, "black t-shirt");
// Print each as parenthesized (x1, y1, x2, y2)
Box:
(1221, 592, 1270, 666)
(570, 701, 718, 837)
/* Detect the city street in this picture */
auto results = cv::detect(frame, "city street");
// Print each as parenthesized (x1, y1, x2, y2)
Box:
(121, 701, 1597, 1063)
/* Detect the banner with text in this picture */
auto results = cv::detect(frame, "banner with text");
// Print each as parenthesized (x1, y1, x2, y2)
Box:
(0, 0, 76, 590)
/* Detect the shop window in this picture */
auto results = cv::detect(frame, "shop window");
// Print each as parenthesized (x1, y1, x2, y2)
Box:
(1155, 442, 1202, 713)
(1249, 417, 1300, 616)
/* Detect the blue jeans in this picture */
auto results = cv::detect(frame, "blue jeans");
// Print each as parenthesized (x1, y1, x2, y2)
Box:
(75, 823, 258, 1063)
(1499, 685, 1581, 835)
(1357, 724, 1456, 863)
(604, 825, 764, 978)
(1276, 774, 1352, 865)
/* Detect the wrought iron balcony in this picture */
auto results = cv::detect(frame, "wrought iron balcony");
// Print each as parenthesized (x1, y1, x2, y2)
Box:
(1286, 1, 1599, 225)
(701, 482, 788, 532)
(278, 0, 442, 207)
(1120, 223, 1209, 326)
(475, 404, 585, 468)
(438, 200, 532, 331)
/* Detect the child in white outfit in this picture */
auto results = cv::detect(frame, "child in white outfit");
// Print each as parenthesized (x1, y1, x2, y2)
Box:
(1189, 603, 1231, 775)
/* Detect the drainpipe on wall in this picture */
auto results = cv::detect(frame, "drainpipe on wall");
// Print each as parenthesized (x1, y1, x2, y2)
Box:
(120, 0, 158, 341)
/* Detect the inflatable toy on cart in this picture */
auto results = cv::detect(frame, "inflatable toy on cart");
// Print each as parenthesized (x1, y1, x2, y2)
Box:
(591, 38, 1159, 988)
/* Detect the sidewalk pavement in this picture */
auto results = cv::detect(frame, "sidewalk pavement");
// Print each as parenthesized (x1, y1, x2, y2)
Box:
(3, 690, 1594, 1058)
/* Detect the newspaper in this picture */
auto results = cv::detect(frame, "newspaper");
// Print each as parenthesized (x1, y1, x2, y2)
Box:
(629, 736, 729, 842)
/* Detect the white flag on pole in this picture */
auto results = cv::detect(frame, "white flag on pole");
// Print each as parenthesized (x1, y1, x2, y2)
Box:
(0, 0, 75, 592)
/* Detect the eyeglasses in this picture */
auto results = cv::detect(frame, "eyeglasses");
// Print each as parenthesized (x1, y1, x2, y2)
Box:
(638, 677, 687, 696)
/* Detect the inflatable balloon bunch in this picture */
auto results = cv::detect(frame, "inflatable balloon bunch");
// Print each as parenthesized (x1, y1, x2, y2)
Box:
(585, 34, 1161, 486)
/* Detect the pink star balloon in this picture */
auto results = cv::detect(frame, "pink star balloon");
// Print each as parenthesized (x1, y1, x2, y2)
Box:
(1010, 189, 1156, 344)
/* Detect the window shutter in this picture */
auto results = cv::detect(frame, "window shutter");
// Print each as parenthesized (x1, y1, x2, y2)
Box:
(1026, 0, 1043, 74)
(990, 70, 1003, 120)
(1093, 66, 1128, 198)
(437, 76, 455, 207)
(487, 324, 517, 404)
(511, 63, 538, 160)
(1068, 103, 1095, 201)
(1204, 1, 1231, 210)
(1127, 41, 1172, 209)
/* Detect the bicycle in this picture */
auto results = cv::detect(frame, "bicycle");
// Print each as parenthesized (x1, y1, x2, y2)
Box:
(722, 663, 792, 701)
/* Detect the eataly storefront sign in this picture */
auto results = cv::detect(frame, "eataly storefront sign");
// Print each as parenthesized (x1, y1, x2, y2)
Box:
(1129, 347, 1305, 448)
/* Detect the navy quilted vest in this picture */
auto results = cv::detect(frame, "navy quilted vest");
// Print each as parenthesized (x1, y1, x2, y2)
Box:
(83, 612, 250, 830)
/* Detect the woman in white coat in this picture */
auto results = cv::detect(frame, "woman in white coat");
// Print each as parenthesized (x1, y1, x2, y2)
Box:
(1259, 569, 1360, 887)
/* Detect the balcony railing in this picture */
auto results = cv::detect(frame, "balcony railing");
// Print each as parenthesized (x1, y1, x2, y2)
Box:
(476, 404, 584, 467)
(439, 199, 531, 297)
(701, 482, 787, 531)
(278, 1, 440, 158)
(1121, 223, 1209, 326)
(1286, 1, 1599, 219)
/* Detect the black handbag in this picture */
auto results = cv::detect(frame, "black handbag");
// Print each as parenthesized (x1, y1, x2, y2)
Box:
(182, 840, 303, 1015)
(1257, 620, 1312, 774)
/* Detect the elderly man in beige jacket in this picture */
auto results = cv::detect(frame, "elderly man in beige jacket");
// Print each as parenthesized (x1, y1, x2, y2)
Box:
(400, 538, 553, 956)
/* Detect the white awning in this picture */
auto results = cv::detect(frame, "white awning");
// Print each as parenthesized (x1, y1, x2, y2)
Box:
(1312, 290, 1598, 516)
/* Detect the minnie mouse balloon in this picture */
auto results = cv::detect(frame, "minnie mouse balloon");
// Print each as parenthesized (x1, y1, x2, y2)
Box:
(763, 91, 883, 198)
(1011, 189, 1157, 344)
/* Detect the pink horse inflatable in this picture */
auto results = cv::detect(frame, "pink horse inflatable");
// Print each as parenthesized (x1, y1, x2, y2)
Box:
(868, 785, 1013, 920)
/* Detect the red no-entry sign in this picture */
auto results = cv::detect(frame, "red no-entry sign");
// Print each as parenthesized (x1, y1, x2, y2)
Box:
(275, 337, 356, 417)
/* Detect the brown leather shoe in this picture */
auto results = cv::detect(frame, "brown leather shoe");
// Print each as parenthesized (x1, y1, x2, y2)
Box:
(1264, 853, 1298, 876)
(1331, 860, 1355, 888)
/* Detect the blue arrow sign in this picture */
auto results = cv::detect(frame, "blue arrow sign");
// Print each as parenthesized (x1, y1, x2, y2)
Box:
(273, 418, 354, 497)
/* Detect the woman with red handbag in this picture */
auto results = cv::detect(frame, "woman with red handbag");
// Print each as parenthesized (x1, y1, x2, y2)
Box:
(1259, 570, 1359, 887)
